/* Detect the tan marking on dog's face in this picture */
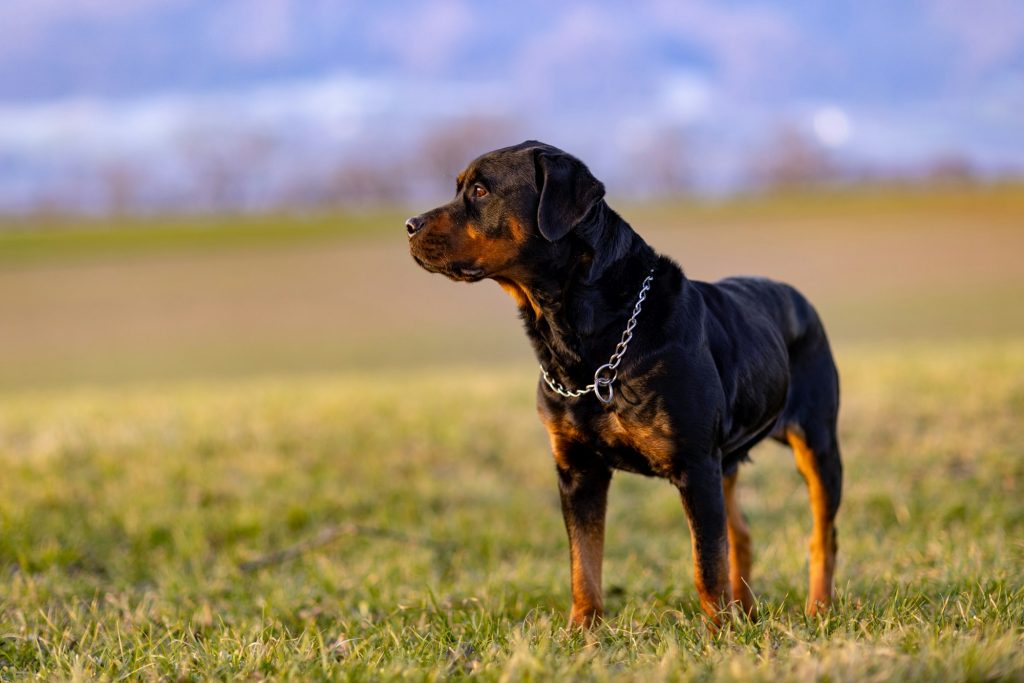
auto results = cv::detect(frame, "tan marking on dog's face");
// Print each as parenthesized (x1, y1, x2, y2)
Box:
(506, 216, 527, 241)
(430, 210, 453, 234)
(466, 231, 520, 270)
(449, 214, 530, 279)
(410, 200, 533, 282)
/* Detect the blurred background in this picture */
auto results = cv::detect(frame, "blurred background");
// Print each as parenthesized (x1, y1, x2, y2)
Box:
(1, 0, 1022, 389)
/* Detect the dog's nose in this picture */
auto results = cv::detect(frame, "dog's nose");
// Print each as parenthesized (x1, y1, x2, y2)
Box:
(406, 215, 425, 238)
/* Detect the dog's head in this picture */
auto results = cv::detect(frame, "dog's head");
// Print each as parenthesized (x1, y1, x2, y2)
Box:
(407, 140, 606, 283)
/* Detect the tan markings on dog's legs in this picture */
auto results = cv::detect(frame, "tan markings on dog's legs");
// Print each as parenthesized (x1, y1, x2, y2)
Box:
(566, 505, 606, 627)
(677, 463, 733, 626)
(557, 460, 611, 627)
(723, 469, 756, 617)
(687, 520, 731, 624)
(787, 429, 837, 615)
(544, 417, 610, 627)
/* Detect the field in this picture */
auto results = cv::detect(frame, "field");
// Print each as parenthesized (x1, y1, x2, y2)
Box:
(1, 185, 1023, 680)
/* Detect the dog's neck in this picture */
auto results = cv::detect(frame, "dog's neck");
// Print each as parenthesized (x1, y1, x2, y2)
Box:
(496, 203, 660, 386)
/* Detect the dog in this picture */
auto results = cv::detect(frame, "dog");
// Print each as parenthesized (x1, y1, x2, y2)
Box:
(407, 141, 842, 626)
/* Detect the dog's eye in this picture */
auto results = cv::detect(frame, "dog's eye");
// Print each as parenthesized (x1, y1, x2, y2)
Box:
(472, 184, 488, 199)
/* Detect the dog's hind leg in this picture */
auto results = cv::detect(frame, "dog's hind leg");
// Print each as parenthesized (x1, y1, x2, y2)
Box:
(778, 308, 843, 615)
(723, 465, 756, 617)
(786, 426, 842, 615)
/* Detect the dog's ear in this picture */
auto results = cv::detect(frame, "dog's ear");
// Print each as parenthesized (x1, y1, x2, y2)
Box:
(534, 151, 605, 242)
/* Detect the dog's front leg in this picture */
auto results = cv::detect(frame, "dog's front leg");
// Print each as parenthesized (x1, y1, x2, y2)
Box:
(556, 458, 612, 628)
(675, 454, 733, 623)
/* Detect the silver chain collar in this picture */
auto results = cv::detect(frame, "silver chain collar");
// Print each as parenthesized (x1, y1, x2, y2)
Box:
(540, 268, 655, 405)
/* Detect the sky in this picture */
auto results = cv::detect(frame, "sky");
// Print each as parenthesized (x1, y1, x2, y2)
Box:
(0, 0, 1022, 212)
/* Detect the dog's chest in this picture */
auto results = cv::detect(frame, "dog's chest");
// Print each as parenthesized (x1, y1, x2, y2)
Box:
(552, 403, 677, 477)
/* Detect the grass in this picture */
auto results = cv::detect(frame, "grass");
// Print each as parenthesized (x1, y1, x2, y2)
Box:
(1, 343, 1023, 680)
(0, 209, 409, 265)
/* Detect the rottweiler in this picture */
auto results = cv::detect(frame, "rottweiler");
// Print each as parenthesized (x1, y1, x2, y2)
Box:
(407, 141, 842, 626)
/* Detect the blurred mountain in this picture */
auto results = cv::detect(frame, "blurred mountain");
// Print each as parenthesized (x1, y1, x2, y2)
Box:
(0, 0, 1021, 213)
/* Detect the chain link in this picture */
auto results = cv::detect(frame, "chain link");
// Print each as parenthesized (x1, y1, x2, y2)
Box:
(540, 268, 655, 404)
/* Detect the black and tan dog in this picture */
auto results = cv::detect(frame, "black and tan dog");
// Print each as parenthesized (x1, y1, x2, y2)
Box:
(407, 141, 842, 626)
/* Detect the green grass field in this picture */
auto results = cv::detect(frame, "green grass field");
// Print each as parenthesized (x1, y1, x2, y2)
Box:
(2, 186, 1023, 679)
(1, 347, 1022, 680)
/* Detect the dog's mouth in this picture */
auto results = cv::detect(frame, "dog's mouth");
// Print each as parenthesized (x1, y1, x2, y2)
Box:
(411, 253, 486, 282)
(450, 266, 485, 282)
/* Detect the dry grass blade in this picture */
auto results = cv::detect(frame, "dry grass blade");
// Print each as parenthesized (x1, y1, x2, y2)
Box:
(238, 523, 455, 573)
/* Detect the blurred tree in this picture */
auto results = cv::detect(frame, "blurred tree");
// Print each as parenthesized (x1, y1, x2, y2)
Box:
(100, 158, 143, 215)
(624, 126, 695, 197)
(177, 128, 279, 211)
(326, 159, 407, 206)
(746, 125, 839, 189)
(419, 116, 520, 194)
(924, 153, 976, 184)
